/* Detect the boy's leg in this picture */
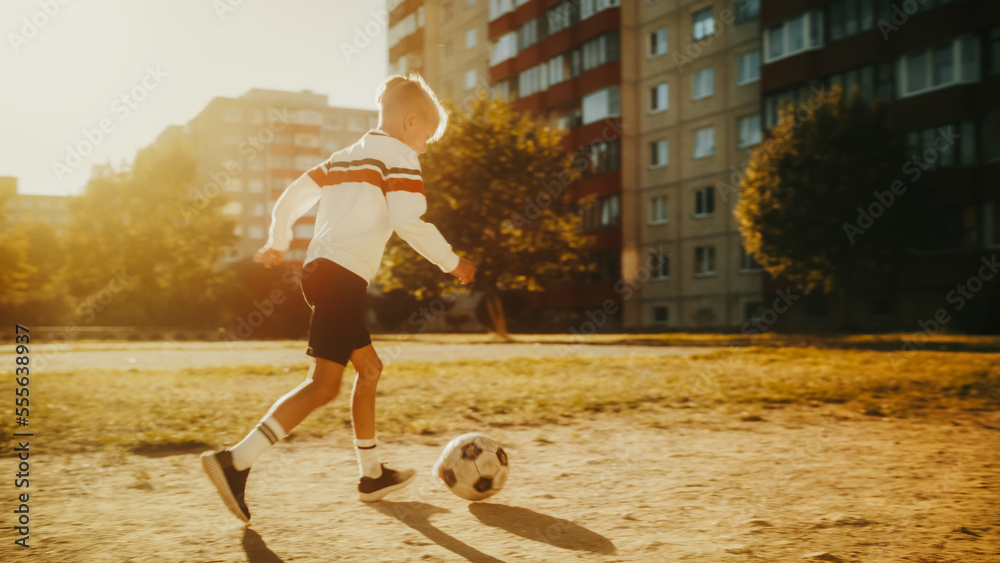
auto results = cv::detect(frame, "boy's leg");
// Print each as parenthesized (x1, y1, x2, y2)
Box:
(230, 357, 345, 470)
(201, 357, 345, 522)
(350, 344, 416, 501)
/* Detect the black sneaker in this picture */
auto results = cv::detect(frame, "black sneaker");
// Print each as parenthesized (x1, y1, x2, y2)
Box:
(201, 449, 251, 522)
(358, 464, 416, 502)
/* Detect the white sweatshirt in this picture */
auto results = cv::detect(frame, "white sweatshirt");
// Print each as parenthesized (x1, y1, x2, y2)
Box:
(265, 129, 461, 284)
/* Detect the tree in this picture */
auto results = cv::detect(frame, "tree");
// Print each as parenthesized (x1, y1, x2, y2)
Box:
(735, 86, 935, 298)
(373, 96, 595, 335)
(0, 185, 33, 309)
(63, 137, 237, 326)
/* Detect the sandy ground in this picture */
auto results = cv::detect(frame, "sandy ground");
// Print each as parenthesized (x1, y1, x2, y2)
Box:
(3, 405, 998, 562)
(3, 341, 999, 562)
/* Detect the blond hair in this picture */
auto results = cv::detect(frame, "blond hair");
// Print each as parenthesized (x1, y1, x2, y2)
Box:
(375, 73, 448, 142)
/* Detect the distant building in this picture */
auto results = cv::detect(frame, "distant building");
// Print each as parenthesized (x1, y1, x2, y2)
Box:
(157, 89, 378, 263)
(0, 176, 73, 233)
(759, 0, 1000, 330)
(621, 0, 764, 330)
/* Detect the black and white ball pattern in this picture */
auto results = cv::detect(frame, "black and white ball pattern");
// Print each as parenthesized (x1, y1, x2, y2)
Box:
(433, 433, 509, 501)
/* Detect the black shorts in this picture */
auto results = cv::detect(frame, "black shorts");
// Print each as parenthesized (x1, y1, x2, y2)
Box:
(300, 258, 372, 366)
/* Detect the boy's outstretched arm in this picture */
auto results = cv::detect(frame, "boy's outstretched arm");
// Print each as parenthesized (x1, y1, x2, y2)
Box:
(386, 187, 475, 284)
(256, 172, 323, 268)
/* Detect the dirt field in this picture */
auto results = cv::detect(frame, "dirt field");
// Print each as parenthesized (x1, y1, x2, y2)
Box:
(1, 338, 998, 562)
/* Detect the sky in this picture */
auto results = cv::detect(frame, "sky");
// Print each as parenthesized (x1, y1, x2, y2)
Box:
(0, 0, 389, 196)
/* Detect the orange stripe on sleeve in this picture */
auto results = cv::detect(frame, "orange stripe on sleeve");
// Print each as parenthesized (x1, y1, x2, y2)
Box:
(385, 177, 424, 195)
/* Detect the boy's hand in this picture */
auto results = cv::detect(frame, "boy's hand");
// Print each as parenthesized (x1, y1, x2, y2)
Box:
(255, 247, 285, 268)
(449, 258, 476, 285)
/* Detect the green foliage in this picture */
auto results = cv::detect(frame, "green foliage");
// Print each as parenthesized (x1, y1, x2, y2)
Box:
(0, 186, 36, 307)
(374, 95, 594, 305)
(736, 86, 934, 294)
(62, 137, 237, 325)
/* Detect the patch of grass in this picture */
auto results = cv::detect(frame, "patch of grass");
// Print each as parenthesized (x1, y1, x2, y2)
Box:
(3, 347, 997, 455)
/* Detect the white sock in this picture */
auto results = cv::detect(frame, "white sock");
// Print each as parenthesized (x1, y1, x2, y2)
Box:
(229, 415, 286, 471)
(354, 438, 382, 478)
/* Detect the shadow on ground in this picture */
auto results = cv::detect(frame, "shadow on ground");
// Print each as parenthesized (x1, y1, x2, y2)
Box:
(243, 528, 284, 563)
(367, 501, 506, 562)
(468, 503, 615, 555)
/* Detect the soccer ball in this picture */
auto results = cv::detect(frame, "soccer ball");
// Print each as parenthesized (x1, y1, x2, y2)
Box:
(433, 433, 509, 501)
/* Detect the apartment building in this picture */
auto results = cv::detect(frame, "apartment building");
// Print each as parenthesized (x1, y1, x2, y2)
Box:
(759, 0, 1000, 330)
(0, 176, 73, 232)
(621, 0, 764, 329)
(160, 89, 378, 263)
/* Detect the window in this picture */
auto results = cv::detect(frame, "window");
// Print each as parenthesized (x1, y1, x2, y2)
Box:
(990, 27, 1000, 75)
(518, 19, 538, 50)
(388, 10, 423, 48)
(443, 1, 453, 21)
(651, 82, 668, 112)
(248, 179, 264, 193)
(295, 155, 315, 169)
(744, 301, 764, 323)
(252, 202, 265, 216)
(737, 51, 761, 85)
(899, 36, 980, 98)
(765, 11, 823, 63)
(693, 8, 714, 40)
(580, 194, 620, 229)
(827, 0, 876, 43)
(491, 32, 518, 65)
(582, 31, 619, 71)
(249, 225, 264, 240)
(651, 252, 670, 279)
(248, 110, 263, 124)
(738, 115, 762, 148)
(223, 107, 243, 122)
(650, 196, 668, 224)
(694, 246, 716, 276)
(740, 246, 761, 271)
(695, 186, 715, 217)
(580, 140, 620, 175)
(271, 155, 291, 168)
(519, 64, 548, 97)
(466, 28, 476, 49)
(651, 306, 668, 325)
(548, 54, 571, 86)
(348, 117, 364, 131)
(325, 116, 342, 130)
(222, 201, 242, 216)
(736, 0, 760, 23)
(827, 63, 893, 103)
(985, 201, 1000, 248)
(489, 0, 513, 21)
(294, 133, 318, 148)
(650, 140, 668, 167)
(297, 110, 323, 126)
(582, 86, 620, 124)
(985, 111, 1000, 163)
(905, 122, 977, 171)
(548, 1, 576, 35)
(649, 28, 667, 57)
(465, 69, 477, 90)
(694, 127, 715, 159)
(224, 178, 243, 193)
(601, 195, 620, 227)
(693, 68, 715, 99)
(580, 0, 619, 20)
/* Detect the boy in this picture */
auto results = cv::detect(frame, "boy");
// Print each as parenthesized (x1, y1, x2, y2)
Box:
(201, 73, 476, 523)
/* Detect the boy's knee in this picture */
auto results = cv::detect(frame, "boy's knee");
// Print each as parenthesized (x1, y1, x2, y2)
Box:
(312, 382, 340, 406)
(357, 359, 382, 384)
